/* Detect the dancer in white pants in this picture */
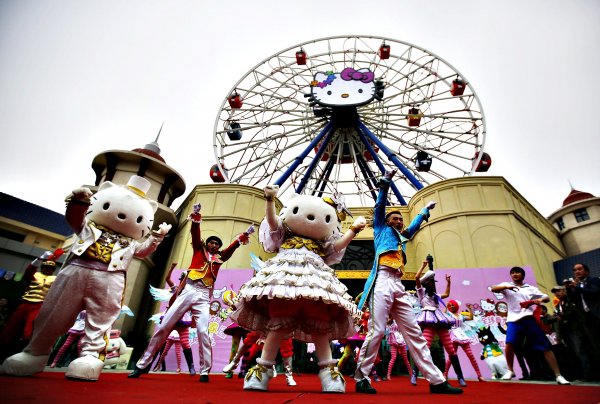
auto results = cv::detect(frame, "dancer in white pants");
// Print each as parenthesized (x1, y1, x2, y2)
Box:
(354, 170, 462, 395)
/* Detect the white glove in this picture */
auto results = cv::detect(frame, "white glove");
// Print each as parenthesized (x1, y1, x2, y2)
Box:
(155, 222, 172, 236)
(352, 216, 367, 229)
(426, 201, 437, 210)
(384, 169, 397, 181)
(264, 184, 279, 198)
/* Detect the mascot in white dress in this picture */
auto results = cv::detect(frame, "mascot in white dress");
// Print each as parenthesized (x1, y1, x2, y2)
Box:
(231, 185, 366, 393)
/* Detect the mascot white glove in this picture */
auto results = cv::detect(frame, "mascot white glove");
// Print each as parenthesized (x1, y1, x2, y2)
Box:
(263, 184, 279, 198)
(154, 222, 172, 236)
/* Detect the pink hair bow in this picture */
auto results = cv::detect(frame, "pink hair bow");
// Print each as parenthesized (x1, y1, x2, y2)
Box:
(340, 68, 374, 83)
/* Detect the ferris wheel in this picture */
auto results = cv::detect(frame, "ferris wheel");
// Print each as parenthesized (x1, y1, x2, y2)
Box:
(212, 35, 488, 207)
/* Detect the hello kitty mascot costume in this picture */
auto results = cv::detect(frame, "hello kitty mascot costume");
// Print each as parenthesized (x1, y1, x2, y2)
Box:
(231, 185, 366, 393)
(0, 175, 171, 381)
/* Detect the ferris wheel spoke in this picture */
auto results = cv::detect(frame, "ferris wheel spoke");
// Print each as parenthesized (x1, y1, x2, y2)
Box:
(227, 133, 319, 184)
(362, 117, 480, 147)
(216, 115, 320, 137)
(361, 123, 473, 175)
(218, 120, 325, 159)
(360, 111, 481, 124)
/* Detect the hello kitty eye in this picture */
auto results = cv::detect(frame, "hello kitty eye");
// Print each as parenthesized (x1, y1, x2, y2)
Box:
(103, 202, 110, 210)
(136, 216, 143, 223)
(358, 89, 363, 93)
(327, 91, 332, 95)
(293, 207, 299, 214)
(325, 215, 331, 223)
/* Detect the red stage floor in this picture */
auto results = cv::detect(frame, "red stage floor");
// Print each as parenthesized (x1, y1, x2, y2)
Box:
(2, 370, 599, 403)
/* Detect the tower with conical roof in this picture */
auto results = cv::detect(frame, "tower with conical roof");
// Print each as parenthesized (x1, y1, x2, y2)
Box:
(86, 126, 186, 334)
(548, 185, 600, 256)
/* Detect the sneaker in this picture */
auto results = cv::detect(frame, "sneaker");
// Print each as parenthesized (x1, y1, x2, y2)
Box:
(198, 374, 209, 382)
(429, 381, 463, 394)
(410, 373, 417, 385)
(224, 372, 233, 379)
(286, 374, 297, 386)
(458, 378, 467, 387)
(501, 370, 515, 380)
(355, 378, 377, 394)
(556, 375, 570, 385)
(222, 361, 238, 373)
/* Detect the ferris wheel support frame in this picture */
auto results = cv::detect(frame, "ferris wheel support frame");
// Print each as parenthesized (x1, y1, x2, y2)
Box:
(356, 125, 407, 205)
(274, 122, 333, 188)
(357, 121, 425, 191)
(295, 126, 336, 194)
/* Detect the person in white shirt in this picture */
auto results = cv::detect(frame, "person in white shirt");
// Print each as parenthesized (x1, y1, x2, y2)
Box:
(490, 267, 570, 385)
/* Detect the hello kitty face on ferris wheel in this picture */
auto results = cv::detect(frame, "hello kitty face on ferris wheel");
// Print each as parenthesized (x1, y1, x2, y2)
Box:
(310, 68, 379, 107)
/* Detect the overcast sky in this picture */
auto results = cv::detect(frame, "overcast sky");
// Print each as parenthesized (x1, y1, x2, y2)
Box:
(1, 0, 598, 219)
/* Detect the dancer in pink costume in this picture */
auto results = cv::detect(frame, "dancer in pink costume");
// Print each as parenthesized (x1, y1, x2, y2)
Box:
(50, 311, 86, 368)
(385, 318, 411, 380)
(443, 301, 485, 381)
(415, 260, 467, 387)
(153, 330, 184, 373)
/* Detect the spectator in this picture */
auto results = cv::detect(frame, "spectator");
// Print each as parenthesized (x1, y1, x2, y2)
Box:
(553, 284, 598, 381)
(570, 264, 600, 349)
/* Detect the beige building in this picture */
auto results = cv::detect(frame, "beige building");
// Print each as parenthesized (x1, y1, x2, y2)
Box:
(2, 135, 573, 338)
(165, 184, 282, 273)
(338, 176, 565, 295)
(547, 188, 600, 256)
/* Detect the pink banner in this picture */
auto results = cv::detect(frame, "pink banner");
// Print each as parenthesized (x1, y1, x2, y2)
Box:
(431, 266, 537, 380)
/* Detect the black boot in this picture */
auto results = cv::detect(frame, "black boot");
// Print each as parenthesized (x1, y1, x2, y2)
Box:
(183, 348, 196, 376)
(128, 364, 151, 379)
(430, 381, 463, 394)
(356, 378, 377, 394)
(449, 355, 467, 387)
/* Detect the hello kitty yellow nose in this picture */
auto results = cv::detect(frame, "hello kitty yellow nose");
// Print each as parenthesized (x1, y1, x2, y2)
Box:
(341, 93, 349, 98)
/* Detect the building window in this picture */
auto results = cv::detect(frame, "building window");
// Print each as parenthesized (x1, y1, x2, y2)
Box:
(555, 218, 565, 231)
(573, 208, 590, 223)
(0, 228, 26, 242)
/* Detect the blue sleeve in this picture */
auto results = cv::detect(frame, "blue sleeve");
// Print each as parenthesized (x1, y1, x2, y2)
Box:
(403, 207, 430, 238)
(373, 180, 390, 229)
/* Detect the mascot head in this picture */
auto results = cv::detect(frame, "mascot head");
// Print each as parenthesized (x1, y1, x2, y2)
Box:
(279, 194, 340, 241)
(87, 175, 158, 240)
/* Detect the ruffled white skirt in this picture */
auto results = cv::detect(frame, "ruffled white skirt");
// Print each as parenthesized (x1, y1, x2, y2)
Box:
(230, 248, 359, 342)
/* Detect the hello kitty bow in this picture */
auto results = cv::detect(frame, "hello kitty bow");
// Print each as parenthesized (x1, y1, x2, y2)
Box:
(323, 191, 352, 222)
(340, 68, 374, 83)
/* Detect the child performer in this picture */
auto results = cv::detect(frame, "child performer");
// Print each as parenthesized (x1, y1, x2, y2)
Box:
(444, 301, 485, 381)
(50, 311, 86, 368)
(415, 260, 467, 387)
(385, 318, 411, 381)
